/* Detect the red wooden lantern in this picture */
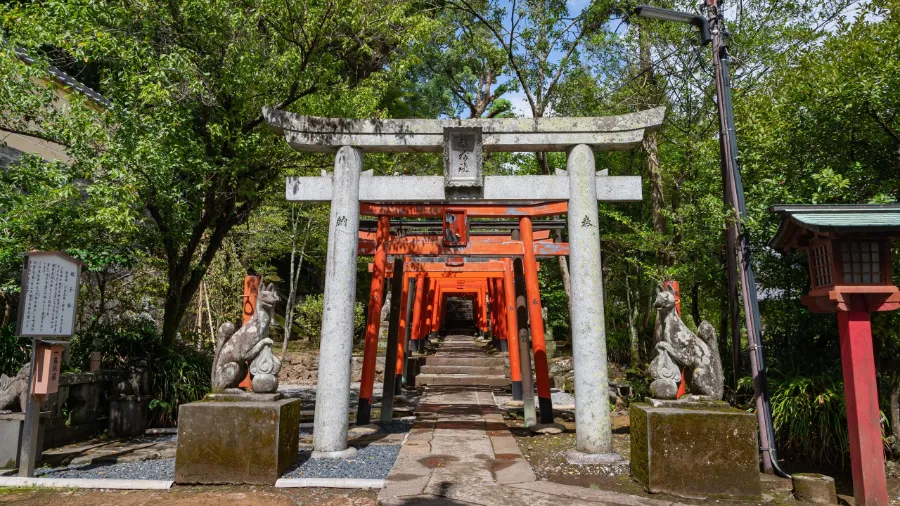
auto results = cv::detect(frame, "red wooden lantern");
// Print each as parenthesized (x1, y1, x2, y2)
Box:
(800, 236, 898, 313)
(770, 204, 900, 506)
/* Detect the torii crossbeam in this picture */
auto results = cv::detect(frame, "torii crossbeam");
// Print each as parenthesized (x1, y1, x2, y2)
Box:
(266, 107, 664, 462)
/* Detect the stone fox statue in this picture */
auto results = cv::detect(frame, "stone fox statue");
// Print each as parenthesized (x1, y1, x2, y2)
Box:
(212, 283, 279, 392)
(650, 286, 724, 400)
(0, 363, 29, 413)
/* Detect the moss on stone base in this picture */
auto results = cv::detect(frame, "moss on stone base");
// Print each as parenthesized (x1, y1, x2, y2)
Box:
(174, 398, 301, 485)
(630, 402, 761, 500)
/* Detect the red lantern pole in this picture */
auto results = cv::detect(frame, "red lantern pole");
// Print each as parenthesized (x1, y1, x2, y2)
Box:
(839, 296, 889, 506)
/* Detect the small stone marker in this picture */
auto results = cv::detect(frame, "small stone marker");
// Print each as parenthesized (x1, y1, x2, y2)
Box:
(792, 473, 838, 505)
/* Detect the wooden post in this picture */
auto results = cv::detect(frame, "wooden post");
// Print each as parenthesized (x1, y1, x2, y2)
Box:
(381, 257, 405, 423)
(520, 217, 554, 423)
(513, 257, 537, 427)
(478, 285, 488, 336)
(358, 215, 390, 425)
(504, 259, 524, 400)
(839, 296, 889, 506)
(400, 275, 417, 386)
(396, 269, 410, 377)
(410, 276, 426, 353)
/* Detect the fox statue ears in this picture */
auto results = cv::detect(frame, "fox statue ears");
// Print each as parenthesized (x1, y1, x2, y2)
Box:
(656, 284, 676, 294)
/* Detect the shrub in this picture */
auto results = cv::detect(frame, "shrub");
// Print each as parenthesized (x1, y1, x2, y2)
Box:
(295, 294, 365, 344)
(767, 373, 851, 468)
(0, 323, 28, 376)
(69, 318, 212, 427)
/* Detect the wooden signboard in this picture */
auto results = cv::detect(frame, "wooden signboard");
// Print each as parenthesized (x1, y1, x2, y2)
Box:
(32, 341, 65, 396)
(16, 252, 83, 338)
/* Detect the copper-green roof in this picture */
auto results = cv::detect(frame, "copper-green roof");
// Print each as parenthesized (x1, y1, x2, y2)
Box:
(769, 204, 900, 250)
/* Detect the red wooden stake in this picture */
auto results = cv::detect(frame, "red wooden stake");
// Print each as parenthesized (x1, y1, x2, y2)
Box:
(839, 296, 889, 506)
(239, 275, 261, 390)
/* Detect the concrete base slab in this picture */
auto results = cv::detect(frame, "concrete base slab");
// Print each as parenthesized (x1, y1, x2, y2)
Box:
(349, 424, 380, 436)
(275, 477, 385, 488)
(311, 446, 358, 459)
(507, 480, 672, 506)
(564, 449, 627, 465)
(174, 398, 301, 485)
(529, 423, 565, 435)
(0, 476, 173, 490)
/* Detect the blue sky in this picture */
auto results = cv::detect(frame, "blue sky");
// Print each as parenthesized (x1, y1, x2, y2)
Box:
(495, 0, 626, 117)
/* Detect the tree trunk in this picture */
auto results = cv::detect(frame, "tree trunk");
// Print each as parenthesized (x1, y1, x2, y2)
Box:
(691, 282, 701, 327)
(282, 213, 312, 357)
(644, 132, 666, 236)
(891, 381, 900, 440)
(159, 213, 237, 347)
(625, 267, 641, 369)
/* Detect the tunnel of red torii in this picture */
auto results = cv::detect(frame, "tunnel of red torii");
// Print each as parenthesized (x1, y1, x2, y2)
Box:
(265, 106, 664, 462)
(353, 203, 569, 428)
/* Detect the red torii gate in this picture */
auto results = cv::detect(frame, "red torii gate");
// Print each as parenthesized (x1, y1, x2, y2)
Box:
(364, 250, 541, 408)
(356, 202, 568, 425)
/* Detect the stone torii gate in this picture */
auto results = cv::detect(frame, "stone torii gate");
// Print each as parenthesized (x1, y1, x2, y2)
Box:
(265, 107, 664, 461)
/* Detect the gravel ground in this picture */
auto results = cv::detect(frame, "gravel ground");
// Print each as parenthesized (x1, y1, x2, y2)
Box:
(279, 382, 384, 410)
(127, 434, 178, 444)
(35, 459, 176, 480)
(299, 419, 412, 437)
(493, 388, 575, 408)
(285, 445, 402, 480)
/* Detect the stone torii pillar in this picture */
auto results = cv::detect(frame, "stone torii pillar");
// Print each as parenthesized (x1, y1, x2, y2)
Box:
(265, 107, 664, 460)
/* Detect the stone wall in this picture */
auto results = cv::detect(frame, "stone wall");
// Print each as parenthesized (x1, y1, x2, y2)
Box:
(278, 352, 385, 385)
(42, 370, 122, 448)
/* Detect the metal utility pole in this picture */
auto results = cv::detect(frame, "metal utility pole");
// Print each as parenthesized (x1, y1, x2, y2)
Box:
(706, 0, 783, 476)
(635, 1, 789, 477)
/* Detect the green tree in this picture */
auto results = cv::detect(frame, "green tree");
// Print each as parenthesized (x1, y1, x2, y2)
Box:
(2, 0, 431, 345)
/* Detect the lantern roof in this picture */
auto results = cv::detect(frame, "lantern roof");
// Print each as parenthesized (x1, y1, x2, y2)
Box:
(770, 204, 900, 252)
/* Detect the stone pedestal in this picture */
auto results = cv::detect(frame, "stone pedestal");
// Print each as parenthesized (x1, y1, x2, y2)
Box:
(0, 412, 46, 469)
(109, 395, 151, 438)
(630, 401, 761, 500)
(175, 398, 301, 485)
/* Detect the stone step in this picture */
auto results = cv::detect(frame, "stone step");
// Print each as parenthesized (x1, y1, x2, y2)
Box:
(424, 357, 506, 367)
(417, 374, 509, 387)
(420, 365, 506, 375)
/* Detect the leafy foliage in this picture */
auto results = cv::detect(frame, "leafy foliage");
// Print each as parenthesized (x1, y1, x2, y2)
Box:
(295, 294, 365, 346)
(69, 319, 212, 427)
(0, 324, 28, 377)
(766, 374, 851, 468)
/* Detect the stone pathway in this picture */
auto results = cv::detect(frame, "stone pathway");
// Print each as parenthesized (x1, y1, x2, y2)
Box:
(378, 335, 687, 506)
